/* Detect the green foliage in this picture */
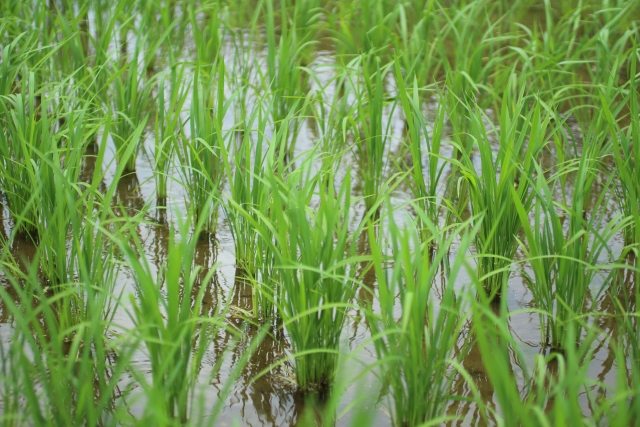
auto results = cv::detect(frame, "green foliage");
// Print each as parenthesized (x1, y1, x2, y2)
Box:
(366, 206, 474, 426)
(454, 85, 548, 298)
(175, 62, 227, 234)
(265, 158, 360, 391)
(110, 56, 151, 173)
(1, 1, 639, 425)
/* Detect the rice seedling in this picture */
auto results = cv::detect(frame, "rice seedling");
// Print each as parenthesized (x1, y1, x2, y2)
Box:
(436, 0, 509, 111)
(268, 159, 360, 392)
(0, 74, 54, 237)
(189, 0, 222, 67)
(33, 150, 87, 329)
(236, 109, 316, 322)
(220, 101, 271, 277)
(453, 85, 548, 299)
(264, 0, 312, 157)
(468, 278, 639, 427)
(515, 119, 628, 350)
(0, 144, 126, 426)
(601, 51, 640, 245)
(174, 61, 228, 235)
(610, 262, 640, 425)
(154, 62, 189, 204)
(0, 27, 40, 97)
(394, 59, 447, 244)
(391, 0, 439, 86)
(110, 51, 151, 174)
(551, 135, 626, 349)
(119, 202, 260, 425)
(51, 1, 91, 79)
(351, 55, 393, 214)
(365, 204, 475, 427)
(0, 260, 132, 427)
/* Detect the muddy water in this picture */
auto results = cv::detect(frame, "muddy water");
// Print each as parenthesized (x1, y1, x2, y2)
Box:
(0, 31, 632, 427)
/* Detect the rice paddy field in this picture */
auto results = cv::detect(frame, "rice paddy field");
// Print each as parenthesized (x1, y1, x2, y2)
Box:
(1, 0, 640, 425)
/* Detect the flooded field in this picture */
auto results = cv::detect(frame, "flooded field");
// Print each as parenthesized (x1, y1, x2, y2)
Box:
(1, 1, 639, 426)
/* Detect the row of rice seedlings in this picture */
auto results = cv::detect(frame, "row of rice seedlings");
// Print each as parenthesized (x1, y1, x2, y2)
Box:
(365, 204, 475, 427)
(2, 2, 636, 424)
(0, 203, 259, 426)
(4, 91, 140, 331)
(9, 0, 639, 93)
(0, 102, 262, 422)
(611, 261, 640, 424)
(454, 85, 548, 299)
(0, 128, 126, 425)
(174, 62, 227, 235)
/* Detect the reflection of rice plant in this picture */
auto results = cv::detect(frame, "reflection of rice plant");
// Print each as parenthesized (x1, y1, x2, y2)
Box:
(455, 89, 547, 299)
(366, 207, 473, 427)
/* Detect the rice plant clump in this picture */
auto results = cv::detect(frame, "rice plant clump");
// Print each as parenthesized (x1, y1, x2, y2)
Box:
(455, 89, 548, 299)
(269, 162, 359, 392)
(366, 206, 474, 426)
